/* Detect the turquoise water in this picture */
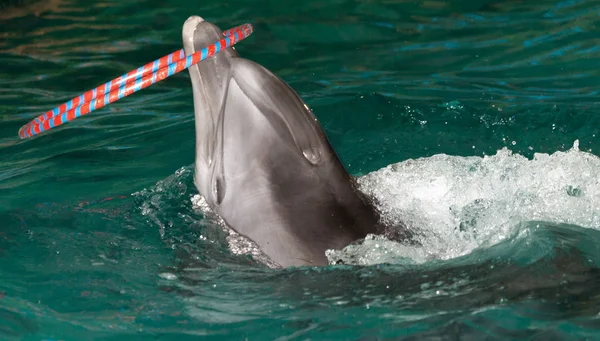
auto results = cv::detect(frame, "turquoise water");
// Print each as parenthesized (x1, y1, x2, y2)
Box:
(1, 0, 600, 339)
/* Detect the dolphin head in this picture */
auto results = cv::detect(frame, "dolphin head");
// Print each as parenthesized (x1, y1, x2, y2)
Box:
(181, 16, 388, 267)
(182, 16, 330, 208)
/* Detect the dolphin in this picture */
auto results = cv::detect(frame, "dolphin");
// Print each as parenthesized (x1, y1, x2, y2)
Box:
(182, 16, 407, 268)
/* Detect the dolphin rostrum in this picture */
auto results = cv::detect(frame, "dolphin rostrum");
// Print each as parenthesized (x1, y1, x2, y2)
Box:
(182, 16, 406, 267)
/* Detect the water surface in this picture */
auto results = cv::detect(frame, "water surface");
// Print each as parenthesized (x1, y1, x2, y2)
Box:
(1, 0, 599, 339)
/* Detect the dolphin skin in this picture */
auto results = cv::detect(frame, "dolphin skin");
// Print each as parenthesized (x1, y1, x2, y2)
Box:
(183, 16, 407, 267)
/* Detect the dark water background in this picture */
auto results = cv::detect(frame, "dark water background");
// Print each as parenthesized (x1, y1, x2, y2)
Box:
(1, 0, 600, 339)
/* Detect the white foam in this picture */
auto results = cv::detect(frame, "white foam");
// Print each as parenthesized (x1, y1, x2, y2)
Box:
(328, 140, 600, 266)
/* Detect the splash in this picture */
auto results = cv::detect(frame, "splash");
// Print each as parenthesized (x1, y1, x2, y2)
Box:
(136, 141, 599, 268)
(328, 140, 600, 265)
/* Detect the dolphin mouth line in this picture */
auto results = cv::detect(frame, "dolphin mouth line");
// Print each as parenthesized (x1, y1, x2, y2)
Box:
(18, 22, 254, 139)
